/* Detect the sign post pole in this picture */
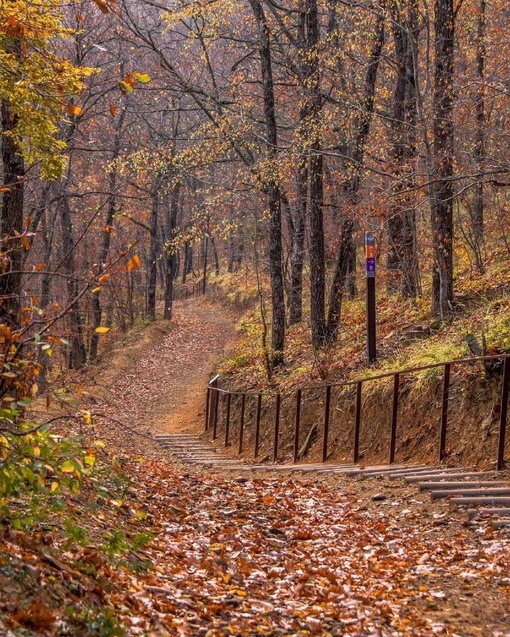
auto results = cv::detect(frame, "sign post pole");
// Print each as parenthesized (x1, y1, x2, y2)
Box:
(365, 232, 377, 364)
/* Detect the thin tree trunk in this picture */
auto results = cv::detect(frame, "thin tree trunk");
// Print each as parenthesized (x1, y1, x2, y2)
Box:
(472, 0, 486, 272)
(286, 3, 308, 327)
(40, 205, 58, 309)
(211, 236, 220, 275)
(304, 0, 326, 349)
(387, 0, 420, 297)
(181, 241, 189, 284)
(0, 102, 24, 328)
(147, 193, 158, 321)
(249, 0, 285, 366)
(326, 7, 385, 342)
(60, 196, 86, 369)
(431, 0, 455, 319)
(282, 188, 306, 325)
(163, 181, 180, 320)
(89, 109, 125, 361)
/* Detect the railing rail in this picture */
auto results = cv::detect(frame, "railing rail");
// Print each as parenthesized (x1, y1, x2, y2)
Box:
(204, 353, 510, 470)
(172, 277, 206, 301)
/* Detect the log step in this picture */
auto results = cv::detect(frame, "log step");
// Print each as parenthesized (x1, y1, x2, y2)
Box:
(467, 508, 510, 521)
(419, 481, 508, 491)
(432, 487, 510, 499)
(345, 465, 413, 476)
(405, 471, 498, 483)
(451, 496, 510, 507)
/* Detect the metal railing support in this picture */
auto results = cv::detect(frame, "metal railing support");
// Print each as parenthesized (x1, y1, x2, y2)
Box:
(322, 386, 331, 463)
(389, 373, 400, 464)
(353, 382, 362, 463)
(439, 363, 451, 461)
(273, 394, 281, 463)
(238, 394, 246, 454)
(254, 393, 262, 458)
(224, 393, 231, 447)
(293, 389, 302, 463)
(498, 357, 510, 470)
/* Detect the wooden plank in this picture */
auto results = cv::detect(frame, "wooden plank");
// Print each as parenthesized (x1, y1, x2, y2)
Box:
(405, 471, 497, 483)
(432, 487, 510, 499)
(467, 507, 510, 521)
(450, 496, 510, 506)
(491, 519, 510, 529)
(419, 481, 508, 491)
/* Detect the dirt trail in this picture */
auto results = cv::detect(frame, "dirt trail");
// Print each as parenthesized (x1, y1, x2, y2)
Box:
(85, 298, 238, 437)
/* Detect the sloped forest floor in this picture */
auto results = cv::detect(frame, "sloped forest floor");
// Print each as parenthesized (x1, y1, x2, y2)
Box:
(1, 299, 510, 637)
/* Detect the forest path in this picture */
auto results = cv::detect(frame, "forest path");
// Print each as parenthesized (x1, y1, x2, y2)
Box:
(87, 297, 238, 439)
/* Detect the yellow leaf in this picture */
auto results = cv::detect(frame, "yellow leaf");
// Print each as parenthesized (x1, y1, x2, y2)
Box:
(134, 72, 151, 83)
(67, 104, 83, 117)
(51, 481, 59, 493)
(95, 326, 110, 333)
(33, 447, 40, 458)
(82, 411, 92, 424)
(118, 81, 133, 94)
(84, 454, 96, 467)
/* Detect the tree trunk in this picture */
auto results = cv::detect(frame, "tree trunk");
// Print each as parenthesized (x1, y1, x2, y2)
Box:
(147, 193, 158, 321)
(0, 102, 24, 328)
(282, 188, 306, 325)
(249, 0, 285, 366)
(60, 196, 86, 369)
(89, 109, 125, 361)
(387, 0, 420, 297)
(40, 206, 56, 309)
(286, 3, 308, 327)
(163, 181, 180, 320)
(304, 0, 326, 349)
(471, 0, 486, 272)
(326, 7, 385, 342)
(211, 236, 220, 275)
(181, 242, 188, 283)
(431, 0, 455, 319)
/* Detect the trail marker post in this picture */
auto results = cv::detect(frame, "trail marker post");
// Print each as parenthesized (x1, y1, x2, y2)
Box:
(366, 231, 377, 364)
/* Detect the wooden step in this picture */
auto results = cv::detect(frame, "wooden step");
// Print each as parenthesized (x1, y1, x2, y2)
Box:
(432, 487, 510, 499)
(405, 471, 497, 483)
(467, 507, 510, 521)
(419, 481, 507, 491)
(451, 496, 510, 507)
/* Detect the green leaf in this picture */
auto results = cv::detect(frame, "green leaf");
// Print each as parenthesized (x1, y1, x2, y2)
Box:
(134, 72, 151, 83)
(60, 460, 75, 473)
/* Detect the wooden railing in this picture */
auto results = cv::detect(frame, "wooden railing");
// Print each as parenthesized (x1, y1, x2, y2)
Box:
(204, 354, 510, 470)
